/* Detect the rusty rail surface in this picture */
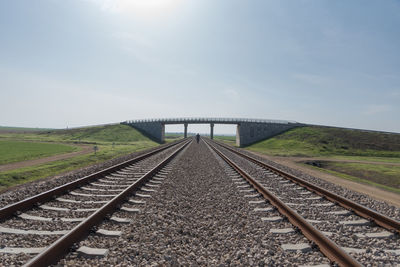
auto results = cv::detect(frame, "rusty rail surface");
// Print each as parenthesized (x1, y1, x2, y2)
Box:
(205, 139, 361, 266)
(0, 139, 187, 221)
(24, 140, 191, 267)
(212, 140, 400, 234)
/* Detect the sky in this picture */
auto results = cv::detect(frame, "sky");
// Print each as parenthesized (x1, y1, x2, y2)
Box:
(1, 0, 400, 134)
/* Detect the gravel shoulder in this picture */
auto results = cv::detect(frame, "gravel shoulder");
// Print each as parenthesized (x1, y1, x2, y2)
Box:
(249, 152, 400, 208)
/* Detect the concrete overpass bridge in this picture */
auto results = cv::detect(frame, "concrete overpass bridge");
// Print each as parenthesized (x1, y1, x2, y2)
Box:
(122, 117, 302, 147)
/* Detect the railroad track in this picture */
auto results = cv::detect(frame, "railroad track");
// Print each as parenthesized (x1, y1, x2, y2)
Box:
(1, 137, 399, 266)
(205, 138, 400, 266)
(0, 139, 191, 266)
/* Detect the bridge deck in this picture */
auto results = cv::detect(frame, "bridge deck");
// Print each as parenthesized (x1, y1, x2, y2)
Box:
(125, 117, 297, 125)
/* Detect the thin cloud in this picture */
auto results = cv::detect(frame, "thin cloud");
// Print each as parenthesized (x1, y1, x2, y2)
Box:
(363, 104, 392, 115)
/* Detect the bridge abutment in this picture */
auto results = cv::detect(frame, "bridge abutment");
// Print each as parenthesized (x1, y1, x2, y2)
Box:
(236, 122, 297, 147)
(127, 121, 165, 143)
(124, 118, 300, 146)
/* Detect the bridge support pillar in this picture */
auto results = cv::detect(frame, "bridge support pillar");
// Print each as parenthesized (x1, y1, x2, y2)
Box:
(161, 124, 165, 142)
(210, 123, 214, 139)
(184, 123, 188, 138)
(236, 124, 240, 146)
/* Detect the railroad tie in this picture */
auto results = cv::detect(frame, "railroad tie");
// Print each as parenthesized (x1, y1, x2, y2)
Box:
(96, 229, 122, 237)
(281, 243, 312, 253)
(261, 216, 283, 222)
(269, 228, 295, 234)
(76, 246, 109, 258)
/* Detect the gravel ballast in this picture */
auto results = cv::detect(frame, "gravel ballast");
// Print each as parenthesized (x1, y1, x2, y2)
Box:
(59, 140, 329, 266)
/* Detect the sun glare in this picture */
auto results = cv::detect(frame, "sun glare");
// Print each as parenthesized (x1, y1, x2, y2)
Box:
(129, 0, 175, 9)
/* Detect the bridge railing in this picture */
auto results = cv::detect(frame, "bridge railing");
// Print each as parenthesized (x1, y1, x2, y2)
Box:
(124, 117, 298, 125)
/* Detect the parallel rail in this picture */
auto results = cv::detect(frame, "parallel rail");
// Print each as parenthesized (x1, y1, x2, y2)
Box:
(2, 137, 398, 266)
(205, 139, 361, 266)
(25, 139, 191, 267)
(0, 139, 186, 221)
(212, 140, 400, 234)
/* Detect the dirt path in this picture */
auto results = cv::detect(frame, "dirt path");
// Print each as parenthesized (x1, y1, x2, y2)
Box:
(0, 145, 93, 172)
(248, 152, 400, 208)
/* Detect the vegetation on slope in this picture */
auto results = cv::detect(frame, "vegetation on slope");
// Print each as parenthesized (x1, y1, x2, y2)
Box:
(0, 124, 152, 144)
(247, 126, 400, 158)
(39, 124, 152, 143)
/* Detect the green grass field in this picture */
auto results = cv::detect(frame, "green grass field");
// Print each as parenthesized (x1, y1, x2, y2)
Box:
(0, 124, 158, 191)
(214, 135, 236, 145)
(0, 141, 78, 165)
(0, 142, 156, 191)
(164, 133, 184, 143)
(305, 161, 400, 194)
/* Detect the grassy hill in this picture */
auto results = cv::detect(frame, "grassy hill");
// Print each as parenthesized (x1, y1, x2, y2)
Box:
(247, 126, 400, 158)
(40, 124, 151, 143)
(0, 123, 158, 191)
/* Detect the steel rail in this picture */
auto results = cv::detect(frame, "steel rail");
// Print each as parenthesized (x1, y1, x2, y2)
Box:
(24, 140, 191, 267)
(205, 139, 361, 267)
(0, 139, 187, 221)
(212, 140, 400, 233)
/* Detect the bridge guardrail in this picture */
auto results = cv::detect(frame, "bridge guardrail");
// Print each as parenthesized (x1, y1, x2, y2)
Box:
(123, 117, 298, 125)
